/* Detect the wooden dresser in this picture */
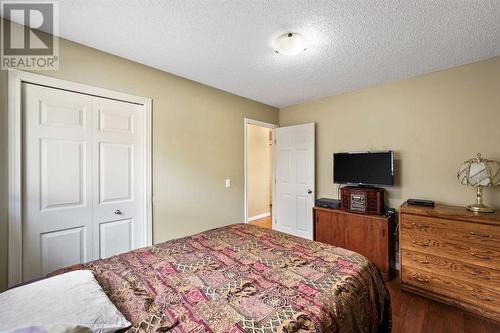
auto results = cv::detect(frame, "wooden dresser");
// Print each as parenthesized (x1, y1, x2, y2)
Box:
(399, 203, 500, 323)
(314, 207, 395, 281)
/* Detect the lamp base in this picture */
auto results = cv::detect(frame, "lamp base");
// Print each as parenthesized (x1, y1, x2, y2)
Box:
(466, 203, 495, 213)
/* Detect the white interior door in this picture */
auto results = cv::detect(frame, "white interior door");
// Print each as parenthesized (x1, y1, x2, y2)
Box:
(92, 97, 145, 259)
(23, 83, 93, 281)
(274, 123, 315, 239)
(22, 83, 148, 282)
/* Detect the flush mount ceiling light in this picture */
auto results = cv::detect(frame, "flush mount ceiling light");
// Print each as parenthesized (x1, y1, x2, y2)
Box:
(274, 32, 307, 56)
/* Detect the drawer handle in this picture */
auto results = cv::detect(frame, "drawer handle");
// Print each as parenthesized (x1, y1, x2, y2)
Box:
(470, 253, 491, 260)
(411, 257, 430, 264)
(411, 223, 430, 229)
(411, 273, 430, 283)
(412, 240, 430, 247)
(470, 272, 491, 280)
(471, 293, 493, 302)
(469, 231, 492, 238)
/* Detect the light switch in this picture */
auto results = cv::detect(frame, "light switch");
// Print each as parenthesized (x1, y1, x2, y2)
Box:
(225, 179, 231, 188)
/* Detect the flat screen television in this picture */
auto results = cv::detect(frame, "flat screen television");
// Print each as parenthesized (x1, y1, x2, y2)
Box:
(333, 151, 394, 186)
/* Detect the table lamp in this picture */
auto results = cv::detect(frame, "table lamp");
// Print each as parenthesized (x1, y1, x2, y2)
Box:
(457, 153, 500, 213)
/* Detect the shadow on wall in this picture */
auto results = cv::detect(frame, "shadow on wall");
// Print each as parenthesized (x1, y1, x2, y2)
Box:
(390, 156, 403, 203)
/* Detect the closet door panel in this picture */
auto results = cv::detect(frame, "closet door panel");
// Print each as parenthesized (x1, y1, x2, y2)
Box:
(40, 227, 86, 275)
(99, 142, 133, 203)
(99, 219, 133, 259)
(22, 83, 93, 282)
(92, 97, 145, 259)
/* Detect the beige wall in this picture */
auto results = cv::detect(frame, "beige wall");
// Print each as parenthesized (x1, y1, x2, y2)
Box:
(0, 23, 278, 290)
(247, 124, 272, 217)
(280, 56, 500, 210)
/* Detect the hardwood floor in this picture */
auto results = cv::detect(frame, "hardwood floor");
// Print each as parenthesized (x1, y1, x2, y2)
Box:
(386, 277, 499, 333)
(249, 215, 272, 229)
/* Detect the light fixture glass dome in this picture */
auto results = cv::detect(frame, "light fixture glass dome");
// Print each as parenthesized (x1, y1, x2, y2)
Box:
(274, 32, 307, 56)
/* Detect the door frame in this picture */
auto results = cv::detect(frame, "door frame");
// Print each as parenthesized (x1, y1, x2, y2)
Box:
(7, 69, 153, 287)
(243, 118, 278, 225)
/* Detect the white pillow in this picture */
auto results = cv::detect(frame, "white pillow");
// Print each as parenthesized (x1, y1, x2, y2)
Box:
(0, 270, 130, 333)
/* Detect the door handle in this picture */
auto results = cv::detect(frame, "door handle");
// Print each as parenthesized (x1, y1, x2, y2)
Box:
(307, 190, 312, 194)
(114, 209, 122, 215)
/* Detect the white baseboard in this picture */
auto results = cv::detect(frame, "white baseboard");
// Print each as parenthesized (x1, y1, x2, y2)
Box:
(248, 212, 271, 222)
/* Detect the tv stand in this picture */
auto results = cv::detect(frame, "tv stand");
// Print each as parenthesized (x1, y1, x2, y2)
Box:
(313, 206, 395, 281)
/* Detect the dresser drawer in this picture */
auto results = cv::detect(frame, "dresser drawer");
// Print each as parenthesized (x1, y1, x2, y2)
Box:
(401, 249, 500, 289)
(401, 231, 500, 270)
(401, 213, 500, 250)
(402, 266, 500, 318)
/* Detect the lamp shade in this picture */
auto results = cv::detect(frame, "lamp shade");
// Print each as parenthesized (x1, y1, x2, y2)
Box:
(457, 153, 500, 187)
(457, 153, 499, 213)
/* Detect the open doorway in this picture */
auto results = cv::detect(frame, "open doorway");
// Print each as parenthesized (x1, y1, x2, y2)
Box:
(244, 119, 278, 229)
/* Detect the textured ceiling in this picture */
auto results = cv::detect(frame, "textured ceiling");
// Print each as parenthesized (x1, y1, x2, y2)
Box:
(7, 1, 500, 107)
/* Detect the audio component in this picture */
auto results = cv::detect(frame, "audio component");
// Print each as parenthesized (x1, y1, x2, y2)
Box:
(407, 199, 435, 207)
(315, 198, 341, 209)
(341, 186, 384, 215)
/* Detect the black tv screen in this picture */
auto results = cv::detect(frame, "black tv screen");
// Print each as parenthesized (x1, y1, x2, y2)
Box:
(334, 151, 394, 186)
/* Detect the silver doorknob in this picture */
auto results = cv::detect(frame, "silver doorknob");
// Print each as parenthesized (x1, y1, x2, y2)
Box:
(307, 190, 312, 194)
(114, 209, 122, 215)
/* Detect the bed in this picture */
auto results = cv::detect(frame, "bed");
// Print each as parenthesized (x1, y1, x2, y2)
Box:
(52, 223, 391, 332)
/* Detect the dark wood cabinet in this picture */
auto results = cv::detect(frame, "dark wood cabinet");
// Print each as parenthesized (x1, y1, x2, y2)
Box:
(314, 207, 394, 281)
(315, 209, 345, 246)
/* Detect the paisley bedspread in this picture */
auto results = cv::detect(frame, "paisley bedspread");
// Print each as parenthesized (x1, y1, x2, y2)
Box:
(54, 224, 391, 332)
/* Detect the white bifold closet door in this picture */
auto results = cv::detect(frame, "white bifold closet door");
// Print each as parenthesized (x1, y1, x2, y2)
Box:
(22, 83, 146, 282)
